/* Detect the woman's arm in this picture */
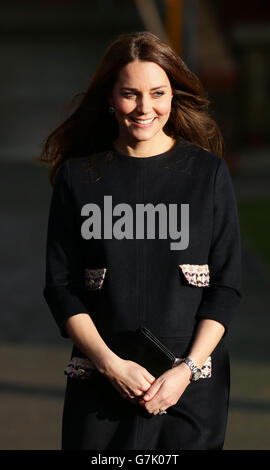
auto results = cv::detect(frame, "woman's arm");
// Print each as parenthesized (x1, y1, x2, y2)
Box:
(140, 158, 243, 414)
(43, 162, 155, 402)
(182, 318, 225, 371)
(64, 313, 122, 376)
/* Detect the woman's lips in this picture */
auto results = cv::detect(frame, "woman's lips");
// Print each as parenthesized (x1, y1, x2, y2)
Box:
(130, 117, 157, 128)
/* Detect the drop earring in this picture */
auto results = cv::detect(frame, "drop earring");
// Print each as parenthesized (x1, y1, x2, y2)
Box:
(109, 106, 115, 114)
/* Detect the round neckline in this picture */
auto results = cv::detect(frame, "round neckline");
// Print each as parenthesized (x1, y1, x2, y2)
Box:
(111, 137, 183, 164)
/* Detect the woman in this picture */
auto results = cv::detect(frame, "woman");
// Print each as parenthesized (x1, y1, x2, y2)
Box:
(40, 31, 242, 450)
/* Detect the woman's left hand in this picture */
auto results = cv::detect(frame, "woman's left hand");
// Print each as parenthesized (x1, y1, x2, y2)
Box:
(135, 363, 191, 414)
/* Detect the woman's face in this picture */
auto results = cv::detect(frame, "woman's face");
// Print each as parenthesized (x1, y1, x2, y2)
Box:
(109, 60, 173, 143)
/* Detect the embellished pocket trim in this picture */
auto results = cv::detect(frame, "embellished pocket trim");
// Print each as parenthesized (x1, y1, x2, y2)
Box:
(179, 264, 210, 287)
(85, 267, 107, 291)
(172, 355, 212, 379)
(64, 356, 95, 380)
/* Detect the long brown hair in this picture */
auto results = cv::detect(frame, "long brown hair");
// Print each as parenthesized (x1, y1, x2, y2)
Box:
(37, 31, 224, 185)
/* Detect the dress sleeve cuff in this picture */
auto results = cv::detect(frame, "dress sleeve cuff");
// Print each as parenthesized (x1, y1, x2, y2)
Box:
(196, 285, 242, 333)
(43, 285, 91, 338)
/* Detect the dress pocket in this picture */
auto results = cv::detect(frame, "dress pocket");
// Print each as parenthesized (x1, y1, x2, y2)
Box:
(85, 267, 107, 291)
(64, 356, 96, 379)
(172, 355, 212, 379)
(179, 264, 210, 287)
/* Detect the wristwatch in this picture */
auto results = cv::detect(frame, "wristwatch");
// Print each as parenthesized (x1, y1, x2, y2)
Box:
(182, 357, 201, 382)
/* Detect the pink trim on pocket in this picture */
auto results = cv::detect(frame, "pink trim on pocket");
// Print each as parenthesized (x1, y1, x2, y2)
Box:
(179, 264, 210, 287)
(85, 268, 107, 290)
(64, 356, 95, 379)
(200, 356, 212, 378)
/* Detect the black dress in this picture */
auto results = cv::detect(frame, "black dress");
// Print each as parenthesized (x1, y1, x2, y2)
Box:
(43, 137, 242, 450)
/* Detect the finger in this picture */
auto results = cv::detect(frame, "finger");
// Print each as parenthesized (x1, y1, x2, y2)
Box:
(112, 381, 135, 401)
(145, 373, 156, 384)
(149, 375, 156, 383)
(143, 381, 162, 401)
(111, 382, 133, 401)
(140, 376, 157, 397)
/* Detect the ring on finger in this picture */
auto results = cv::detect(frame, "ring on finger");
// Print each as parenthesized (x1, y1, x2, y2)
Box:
(157, 408, 167, 415)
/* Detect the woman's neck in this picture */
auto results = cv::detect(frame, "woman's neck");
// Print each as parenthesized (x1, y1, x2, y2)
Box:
(112, 134, 176, 158)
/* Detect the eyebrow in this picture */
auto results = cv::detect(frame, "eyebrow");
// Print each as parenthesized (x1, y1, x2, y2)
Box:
(120, 86, 168, 91)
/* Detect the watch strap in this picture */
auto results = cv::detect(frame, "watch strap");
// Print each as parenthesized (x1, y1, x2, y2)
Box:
(182, 357, 201, 381)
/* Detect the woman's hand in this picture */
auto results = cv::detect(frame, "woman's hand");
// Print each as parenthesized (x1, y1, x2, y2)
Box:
(104, 358, 156, 404)
(135, 363, 191, 414)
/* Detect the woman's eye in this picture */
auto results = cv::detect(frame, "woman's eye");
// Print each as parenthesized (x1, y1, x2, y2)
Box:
(122, 91, 165, 98)
(153, 91, 165, 97)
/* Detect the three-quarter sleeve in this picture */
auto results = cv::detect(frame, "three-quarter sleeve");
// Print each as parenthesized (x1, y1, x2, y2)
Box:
(43, 160, 90, 338)
(196, 157, 243, 333)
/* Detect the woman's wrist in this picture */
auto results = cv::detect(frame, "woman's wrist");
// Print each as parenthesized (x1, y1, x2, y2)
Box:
(183, 355, 205, 371)
(96, 349, 123, 377)
(172, 361, 192, 382)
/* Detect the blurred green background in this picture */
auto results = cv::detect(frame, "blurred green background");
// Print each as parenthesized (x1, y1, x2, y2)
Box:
(0, 0, 269, 450)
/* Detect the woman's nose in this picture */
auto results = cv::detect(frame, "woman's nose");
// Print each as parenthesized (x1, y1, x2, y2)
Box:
(136, 95, 152, 114)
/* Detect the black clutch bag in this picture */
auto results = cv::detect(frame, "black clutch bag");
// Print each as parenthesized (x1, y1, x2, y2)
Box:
(112, 326, 179, 378)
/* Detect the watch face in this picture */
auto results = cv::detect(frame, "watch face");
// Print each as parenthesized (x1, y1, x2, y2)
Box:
(192, 370, 201, 381)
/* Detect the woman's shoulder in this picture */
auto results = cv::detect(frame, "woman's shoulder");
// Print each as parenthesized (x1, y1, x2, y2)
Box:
(67, 151, 104, 166)
(64, 150, 112, 187)
(66, 150, 109, 173)
(175, 138, 223, 175)
(179, 138, 221, 163)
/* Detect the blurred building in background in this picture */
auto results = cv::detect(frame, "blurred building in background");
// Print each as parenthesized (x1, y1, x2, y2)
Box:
(0, 0, 269, 163)
(0, 0, 145, 161)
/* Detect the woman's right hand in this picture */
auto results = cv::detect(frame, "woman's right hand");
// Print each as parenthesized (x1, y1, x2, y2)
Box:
(104, 358, 156, 406)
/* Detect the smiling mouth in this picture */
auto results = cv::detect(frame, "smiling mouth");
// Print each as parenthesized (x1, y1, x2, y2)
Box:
(130, 117, 157, 125)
